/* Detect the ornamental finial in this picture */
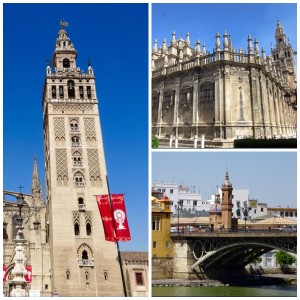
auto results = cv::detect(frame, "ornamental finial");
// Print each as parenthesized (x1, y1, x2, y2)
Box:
(60, 20, 69, 29)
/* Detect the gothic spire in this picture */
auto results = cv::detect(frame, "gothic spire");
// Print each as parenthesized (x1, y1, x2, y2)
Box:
(31, 156, 42, 197)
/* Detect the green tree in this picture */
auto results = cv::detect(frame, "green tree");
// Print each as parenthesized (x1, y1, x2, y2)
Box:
(276, 250, 296, 266)
(152, 136, 159, 148)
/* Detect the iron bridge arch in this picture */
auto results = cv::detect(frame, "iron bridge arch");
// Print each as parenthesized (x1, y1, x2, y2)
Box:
(190, 235, 297, 271)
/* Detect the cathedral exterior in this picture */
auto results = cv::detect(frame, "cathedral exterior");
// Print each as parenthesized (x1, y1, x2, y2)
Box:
(152, 20, 297, 148)
(3, 24, 124, 296)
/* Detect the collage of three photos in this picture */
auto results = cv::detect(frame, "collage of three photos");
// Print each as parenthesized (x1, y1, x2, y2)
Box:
(3, 2, 297, 297)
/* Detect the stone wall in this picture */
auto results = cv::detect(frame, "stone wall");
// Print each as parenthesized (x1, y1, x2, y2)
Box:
(152, 257, 173, 279)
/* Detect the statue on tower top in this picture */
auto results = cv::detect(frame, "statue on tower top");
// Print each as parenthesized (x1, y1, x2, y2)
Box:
(60, 20, 69, 29)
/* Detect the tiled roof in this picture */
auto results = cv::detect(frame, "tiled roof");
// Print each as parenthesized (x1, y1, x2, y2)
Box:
(121, 251, 148, 262)
(171, 217, 210, 225)
(253, 216, 297, 225)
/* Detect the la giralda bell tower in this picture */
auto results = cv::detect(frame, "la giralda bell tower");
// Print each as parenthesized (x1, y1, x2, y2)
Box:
(42, 22, 123, 296)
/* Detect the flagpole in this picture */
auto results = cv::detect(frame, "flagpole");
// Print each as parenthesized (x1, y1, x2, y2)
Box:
(106, 175, 128, 297)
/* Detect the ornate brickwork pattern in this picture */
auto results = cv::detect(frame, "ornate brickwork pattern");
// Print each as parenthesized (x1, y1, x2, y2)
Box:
(87, 149, 101, 179)
(55, 149, 68, 178)
(73, 211, 80, 225)
(54, 118, 65, 138)
(85, 211, 92, 224)
(53, 103, 94, 112)
(84, 118, 96, 139)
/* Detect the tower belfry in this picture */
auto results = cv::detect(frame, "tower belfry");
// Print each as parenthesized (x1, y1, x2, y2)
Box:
(272, 19, 297, 91)
(43, 22, 123, 296)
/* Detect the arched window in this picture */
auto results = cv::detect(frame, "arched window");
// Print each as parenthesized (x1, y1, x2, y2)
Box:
(73, 151, 82, 166)
(85, 271, 89, 280)
(71, 136, 81, 147)
(104, 272, 108, 281)
(66, 271, 70, 280)
(59, 86, 64, 98)
(79, 86, 84, 99)
(78, 197, 85, 211)
(74, 223, 80, 236)
(86, 223, 92, 236)
(63, 58, 70, 68)
(87, 86, 92, 99)
(82, 250, 88, 260)
(70, 120, 79, 132)
(74, 171, 85, 187)
(52, 86, 56, 98)
(68, 80, 75, 98)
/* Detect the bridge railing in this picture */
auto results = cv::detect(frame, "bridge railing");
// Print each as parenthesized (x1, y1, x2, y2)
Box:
(170, 229, 296, 237)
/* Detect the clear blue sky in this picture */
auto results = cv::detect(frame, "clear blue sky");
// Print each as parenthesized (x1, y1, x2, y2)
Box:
(152, 152, 297, 208)
(3, 3, 148, 251)
(152, 3, 297, 58)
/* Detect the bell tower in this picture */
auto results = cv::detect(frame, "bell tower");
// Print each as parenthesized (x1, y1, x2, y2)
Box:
(43, 22, 123, 296)
(221, 171, 233, 230)
(272, 19, 297, 91)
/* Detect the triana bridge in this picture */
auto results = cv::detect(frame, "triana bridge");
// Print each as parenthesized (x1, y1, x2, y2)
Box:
(170, 231, 297, 280)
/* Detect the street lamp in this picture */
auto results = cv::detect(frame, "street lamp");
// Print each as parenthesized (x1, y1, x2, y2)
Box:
(33, 220, 41, 230)
(242, 201, 251, 233)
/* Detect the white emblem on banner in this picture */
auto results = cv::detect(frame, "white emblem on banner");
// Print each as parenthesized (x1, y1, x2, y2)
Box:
(114, 209, 126, 230)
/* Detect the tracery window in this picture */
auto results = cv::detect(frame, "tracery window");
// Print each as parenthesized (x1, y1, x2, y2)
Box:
(200, 83, 215, 103)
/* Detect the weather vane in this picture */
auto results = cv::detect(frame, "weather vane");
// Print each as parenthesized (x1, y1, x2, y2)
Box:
(60, 20, 69, 29)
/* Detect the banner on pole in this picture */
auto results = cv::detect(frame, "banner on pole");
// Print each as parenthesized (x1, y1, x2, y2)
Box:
(96, 195, 116, 242)
(111, 194, 131, 242)
(3, 265, 7, 282)
(24, 265, 32, 282)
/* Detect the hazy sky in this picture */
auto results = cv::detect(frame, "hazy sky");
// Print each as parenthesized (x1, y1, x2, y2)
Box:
(3, 3, 148, 252)
(152, 151, 297, 208)
(152, 3, 297, 60)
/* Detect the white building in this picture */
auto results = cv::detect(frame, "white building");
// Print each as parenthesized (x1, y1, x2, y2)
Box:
(152, 182, 210, 215)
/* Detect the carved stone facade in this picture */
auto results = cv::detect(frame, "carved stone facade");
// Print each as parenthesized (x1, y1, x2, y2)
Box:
(3, 157, 52, 297)
(152, 21, 297, 148)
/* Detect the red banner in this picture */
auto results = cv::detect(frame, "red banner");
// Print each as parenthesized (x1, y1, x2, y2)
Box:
(3, 265, 6, 282)
(96, 195, 116, 242)
(111, 194, 131, 242)
(24, 265, 32, 282)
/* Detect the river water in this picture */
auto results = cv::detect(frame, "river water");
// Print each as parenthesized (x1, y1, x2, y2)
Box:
(152, 285, 297, 297)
